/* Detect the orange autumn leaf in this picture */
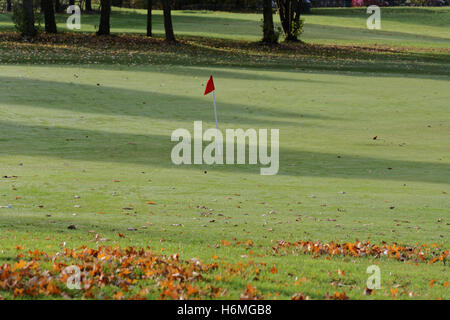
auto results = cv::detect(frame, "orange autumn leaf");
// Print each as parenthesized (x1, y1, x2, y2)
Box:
(429, 280, 436, 288)
(46, 283, 61, 295)
(138, 288, 148, 297)
(187, 285, 198, 296)
(13, 260, 27, 271)
(428, 257, 438, 264)
(240, 283, 262, 300)
(245, 239, 254, 247)
(292, 292, 310, 300)
(212, 254, 219, 260)
(295, 277, 307, 286)
(325, 291, 349, 300)
(270, 266, 277, 274)
(13, 288, 24, 297)
(113, 291, 124, 300)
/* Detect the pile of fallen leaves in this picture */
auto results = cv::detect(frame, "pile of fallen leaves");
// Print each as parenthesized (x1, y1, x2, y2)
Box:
(272, 240, 448, 264)
(1, 32, 448, 76)
(0, 246, 221, 299)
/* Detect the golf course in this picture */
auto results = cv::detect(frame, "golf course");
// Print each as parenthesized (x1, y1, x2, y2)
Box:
(0, 5, 448, 300)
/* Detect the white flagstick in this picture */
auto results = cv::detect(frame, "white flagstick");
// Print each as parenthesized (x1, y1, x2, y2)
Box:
(211, 90, 222, 156)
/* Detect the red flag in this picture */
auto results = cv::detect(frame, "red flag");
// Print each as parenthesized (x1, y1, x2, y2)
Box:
(204, 76, 215, 96)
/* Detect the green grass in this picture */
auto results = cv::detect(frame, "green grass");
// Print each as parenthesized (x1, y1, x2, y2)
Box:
(0, 7, 449, 300)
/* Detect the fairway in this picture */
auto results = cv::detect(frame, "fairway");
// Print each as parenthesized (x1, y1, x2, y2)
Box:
(0, 6, 449, 301)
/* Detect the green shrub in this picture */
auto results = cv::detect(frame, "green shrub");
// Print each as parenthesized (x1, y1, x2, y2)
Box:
(291, 18, 304, 40)
(410, 0, 427, 5)
(11, 1, 41, 36)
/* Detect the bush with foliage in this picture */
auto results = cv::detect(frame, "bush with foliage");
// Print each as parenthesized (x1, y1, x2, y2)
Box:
(291, 17, 304, 40)
(11, 0, 41, 36)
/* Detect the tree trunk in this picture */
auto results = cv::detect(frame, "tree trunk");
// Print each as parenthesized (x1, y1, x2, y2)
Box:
(262, 0, 276, 44)
(85, 0, 92, 12)
(276, 0, 302, 42)
(55, 0, 62, 13)
(42, 0, 57, 33)
(97, 0, 111, 35)
(22, 0, 36, 38)
(146, 0, 152, 37)
(162, 0, 175, 42)
(6, 0, 12, 12)
(235, 0, 244, 11)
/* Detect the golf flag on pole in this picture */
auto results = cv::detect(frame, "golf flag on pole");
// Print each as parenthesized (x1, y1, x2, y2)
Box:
(204, 76, 215, 96)
(204, 76, 222, 155)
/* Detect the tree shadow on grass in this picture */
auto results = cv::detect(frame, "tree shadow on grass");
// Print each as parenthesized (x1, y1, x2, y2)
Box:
(0, 76, 340, 127)
(66, 59, 450, 82)
(0, 120, 448, 185)
(11, 61, 338, 84)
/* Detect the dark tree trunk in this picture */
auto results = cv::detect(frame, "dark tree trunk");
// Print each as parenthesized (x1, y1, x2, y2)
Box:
(55, 0, 62, 13)
(234, 0, 243, 10)
(276, 0, 302, 42)
(262, 0, 276, 44)
(162, 0, 175, 42)
(85, 0, 92, 12)
(6, 0, 12, 12)
(97, 0, 111, 35)
(22, 0, 36, 38)
(146, 0, 152, 37)
(42, 0, 57, 33)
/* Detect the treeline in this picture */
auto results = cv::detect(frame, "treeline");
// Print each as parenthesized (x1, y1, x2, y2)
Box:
(116, 0, 262, 10)
(1, 0, 266, 13)
(6, 0, 305, 44)
(0, 0, 264, 12)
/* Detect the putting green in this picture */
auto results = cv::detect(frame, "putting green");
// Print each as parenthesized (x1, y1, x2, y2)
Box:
(0, 62, 448, 299)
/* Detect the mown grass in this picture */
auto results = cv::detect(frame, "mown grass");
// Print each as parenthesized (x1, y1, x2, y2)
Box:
(0, 7, 448, 300)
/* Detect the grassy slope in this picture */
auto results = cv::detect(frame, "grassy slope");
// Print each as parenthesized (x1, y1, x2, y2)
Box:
(0, 8, 448, 300)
